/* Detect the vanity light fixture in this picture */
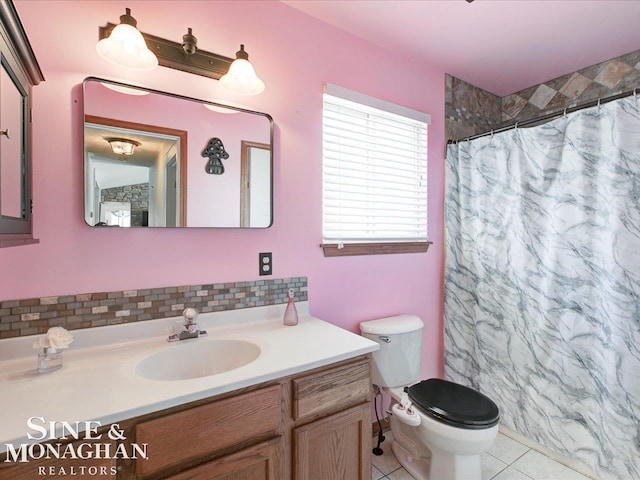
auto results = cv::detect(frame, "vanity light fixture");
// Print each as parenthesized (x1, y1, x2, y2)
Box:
(98, 10, 265, 95)
(219, 45, 265, 96)
(106, 137, 140, 157)
(96, 9, 158, 71)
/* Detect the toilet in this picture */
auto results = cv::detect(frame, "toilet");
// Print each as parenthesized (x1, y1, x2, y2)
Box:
(360, 315, 500, 480)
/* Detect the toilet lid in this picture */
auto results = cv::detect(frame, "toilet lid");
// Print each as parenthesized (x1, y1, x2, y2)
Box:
(407, 379, 500, 429)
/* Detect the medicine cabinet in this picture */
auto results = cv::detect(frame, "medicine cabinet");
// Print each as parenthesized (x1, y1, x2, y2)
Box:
(0, 0, 44, 247)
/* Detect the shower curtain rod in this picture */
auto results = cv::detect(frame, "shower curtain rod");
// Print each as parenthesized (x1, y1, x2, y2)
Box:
(447, 86, 640, 144)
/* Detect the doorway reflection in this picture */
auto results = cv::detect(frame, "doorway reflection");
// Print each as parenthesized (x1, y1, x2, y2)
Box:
(84, 116, 186, 227)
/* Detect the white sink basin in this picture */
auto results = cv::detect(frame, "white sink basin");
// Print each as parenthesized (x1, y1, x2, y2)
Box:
(135, 339, 261, 381)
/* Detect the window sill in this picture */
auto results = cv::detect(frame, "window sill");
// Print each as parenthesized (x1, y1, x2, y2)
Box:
(320, 241, 432, 257)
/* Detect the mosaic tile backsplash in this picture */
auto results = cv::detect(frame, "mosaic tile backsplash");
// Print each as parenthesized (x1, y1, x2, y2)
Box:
(0, 277, 308, 339)
(446, 48, 640, 141)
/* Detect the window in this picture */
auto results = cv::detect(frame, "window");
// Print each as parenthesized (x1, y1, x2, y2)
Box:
(321, 84, 431, 256)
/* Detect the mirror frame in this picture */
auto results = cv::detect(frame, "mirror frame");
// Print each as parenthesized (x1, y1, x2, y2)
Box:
(82, 76, 274, 228)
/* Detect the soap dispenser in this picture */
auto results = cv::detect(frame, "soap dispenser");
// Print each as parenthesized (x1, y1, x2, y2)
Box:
(283, 288, 298, 326)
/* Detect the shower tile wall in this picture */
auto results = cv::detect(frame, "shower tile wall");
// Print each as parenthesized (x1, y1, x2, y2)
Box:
(0, 277, 308, 339)
(445, 74, 501, 142)
(446, 49, 640, 141)
(502, 50, 640, 123)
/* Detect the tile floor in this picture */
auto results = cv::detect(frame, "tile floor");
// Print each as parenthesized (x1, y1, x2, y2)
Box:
(371, 430, 597, 480)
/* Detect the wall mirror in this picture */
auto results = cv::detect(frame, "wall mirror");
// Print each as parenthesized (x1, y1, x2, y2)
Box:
(83, 77, 273, 228)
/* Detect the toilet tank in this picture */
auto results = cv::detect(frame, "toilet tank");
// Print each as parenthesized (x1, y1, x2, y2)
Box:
(360, 315, 423, 388)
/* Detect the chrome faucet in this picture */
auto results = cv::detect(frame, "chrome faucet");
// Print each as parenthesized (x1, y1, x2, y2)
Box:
(167, 307, 208, 342)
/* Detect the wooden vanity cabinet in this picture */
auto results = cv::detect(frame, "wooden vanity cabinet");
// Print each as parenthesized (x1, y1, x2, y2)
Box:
(0, 355, 372, 480)
(132, 355, 372, 480)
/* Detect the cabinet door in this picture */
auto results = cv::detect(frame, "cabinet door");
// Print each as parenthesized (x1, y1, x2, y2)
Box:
(293, 403, 371, 480)
(0, 46, 31, 239)
(0, 60, 25, 221)
(0, 0, 42, 246)
(165, 438, 281, 480)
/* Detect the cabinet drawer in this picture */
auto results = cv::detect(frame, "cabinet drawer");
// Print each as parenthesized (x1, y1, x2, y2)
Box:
(165, 437, 281, 480)
(293, 358, 370, 420)
(136, 385, 281, 478)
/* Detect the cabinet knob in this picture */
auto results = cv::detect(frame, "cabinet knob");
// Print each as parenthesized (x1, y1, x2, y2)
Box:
(0, 129, 10, 139)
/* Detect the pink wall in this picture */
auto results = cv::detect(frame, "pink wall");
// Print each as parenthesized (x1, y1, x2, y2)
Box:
(5, 0, 446, 378)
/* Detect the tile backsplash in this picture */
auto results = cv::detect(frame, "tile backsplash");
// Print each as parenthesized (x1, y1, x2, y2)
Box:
(0, 277, 307, 339)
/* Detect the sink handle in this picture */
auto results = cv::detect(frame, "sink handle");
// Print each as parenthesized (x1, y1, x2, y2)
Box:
(183, 307, 199, 328)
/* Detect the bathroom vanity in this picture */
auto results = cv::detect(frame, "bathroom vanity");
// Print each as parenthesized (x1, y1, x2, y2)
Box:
(0, 303, 378, 479)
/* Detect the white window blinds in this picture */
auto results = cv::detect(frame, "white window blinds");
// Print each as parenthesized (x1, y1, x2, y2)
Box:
(322, 84, 429, 244)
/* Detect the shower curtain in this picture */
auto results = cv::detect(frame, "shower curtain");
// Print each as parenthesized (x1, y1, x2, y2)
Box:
(444, 96, 640, 480)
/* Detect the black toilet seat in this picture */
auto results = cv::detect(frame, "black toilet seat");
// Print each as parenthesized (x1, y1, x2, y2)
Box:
(407, 378, 500, 430)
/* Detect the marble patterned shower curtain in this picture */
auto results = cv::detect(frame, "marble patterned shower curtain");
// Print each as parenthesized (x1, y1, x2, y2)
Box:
(444, 96, 640, 480)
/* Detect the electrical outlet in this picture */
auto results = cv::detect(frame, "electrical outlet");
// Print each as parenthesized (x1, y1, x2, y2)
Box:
(259, 252, 272, 276)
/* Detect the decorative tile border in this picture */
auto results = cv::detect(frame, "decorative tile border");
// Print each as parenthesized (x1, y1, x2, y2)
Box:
(501, 50, 640, 125)
(446, 49, 640, 141)
(0, 277, 308, 339)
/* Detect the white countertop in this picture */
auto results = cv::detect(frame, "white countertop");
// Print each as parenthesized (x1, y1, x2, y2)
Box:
(0, 302, 379, 447)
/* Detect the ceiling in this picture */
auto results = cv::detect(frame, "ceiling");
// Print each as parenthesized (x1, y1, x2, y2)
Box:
(281, 0, 640, 96)
(85, 125, 177, 168)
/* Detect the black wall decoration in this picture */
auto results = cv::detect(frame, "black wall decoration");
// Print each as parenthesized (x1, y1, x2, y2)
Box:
(202, 137, 229, 175)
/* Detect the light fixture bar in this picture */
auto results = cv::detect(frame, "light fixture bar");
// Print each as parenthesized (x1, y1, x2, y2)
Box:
(99, 23, 233, 80)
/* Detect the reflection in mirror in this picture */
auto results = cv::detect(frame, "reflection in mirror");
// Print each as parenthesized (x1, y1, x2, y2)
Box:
(0, 62, 25, 219)
(83, 77, 273, 228)
(240, 141, 271, 227)
(85, 115, 186, 227)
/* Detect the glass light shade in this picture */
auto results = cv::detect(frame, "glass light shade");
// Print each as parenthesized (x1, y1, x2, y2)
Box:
(219, 59, 265, 96)
(108, 138, 140, 156)
(96, 24, 158, 71)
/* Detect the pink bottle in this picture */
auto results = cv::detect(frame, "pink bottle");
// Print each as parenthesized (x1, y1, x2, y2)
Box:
(283, 288, 298, 326)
